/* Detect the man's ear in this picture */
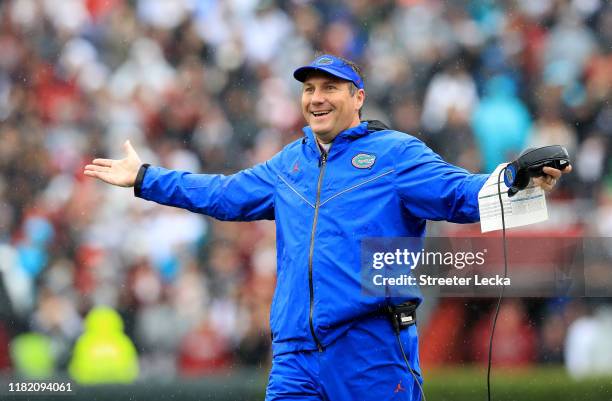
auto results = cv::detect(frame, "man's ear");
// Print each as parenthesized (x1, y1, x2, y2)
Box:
(356, 88, 365, 110)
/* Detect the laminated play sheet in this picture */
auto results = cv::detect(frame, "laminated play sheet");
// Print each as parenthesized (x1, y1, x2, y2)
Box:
(478, 163, 548, 233)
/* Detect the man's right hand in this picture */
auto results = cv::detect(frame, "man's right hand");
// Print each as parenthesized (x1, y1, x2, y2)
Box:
(84, 140, 142, 187)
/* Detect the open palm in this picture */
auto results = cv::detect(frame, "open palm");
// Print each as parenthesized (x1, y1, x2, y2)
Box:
(84, 140, 142, 187)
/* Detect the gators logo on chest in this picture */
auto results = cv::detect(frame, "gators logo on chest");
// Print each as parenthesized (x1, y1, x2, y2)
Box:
(351, 153, 376, 169)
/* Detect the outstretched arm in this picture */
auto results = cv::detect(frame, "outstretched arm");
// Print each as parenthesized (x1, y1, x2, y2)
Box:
(84, 141, 278, 221)
(134, 163, 277, 221)
(393, 138, 572, 224)
(83, 140, 142, 187)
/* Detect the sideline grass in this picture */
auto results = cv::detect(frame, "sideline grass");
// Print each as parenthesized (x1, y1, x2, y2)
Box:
(423, 366, 612, 401)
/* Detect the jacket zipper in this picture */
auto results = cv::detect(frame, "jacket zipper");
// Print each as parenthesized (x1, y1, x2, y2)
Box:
(308, 150, 327, 352)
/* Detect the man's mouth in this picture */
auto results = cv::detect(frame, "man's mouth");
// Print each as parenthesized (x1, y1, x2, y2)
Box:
(311, 110, 331, 118)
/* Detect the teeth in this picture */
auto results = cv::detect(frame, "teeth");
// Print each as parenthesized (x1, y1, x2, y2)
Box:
(312, 111, 330, 116)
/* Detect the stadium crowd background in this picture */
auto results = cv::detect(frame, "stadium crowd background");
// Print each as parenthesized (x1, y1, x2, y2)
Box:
(0, 0, 611, 381)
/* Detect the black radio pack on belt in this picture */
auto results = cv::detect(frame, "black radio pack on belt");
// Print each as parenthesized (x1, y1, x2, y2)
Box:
(386, 301, 417, 333)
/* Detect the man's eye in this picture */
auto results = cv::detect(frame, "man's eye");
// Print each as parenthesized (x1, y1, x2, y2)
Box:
(326, 85, 336, 90)
(304, 87, 314, 93)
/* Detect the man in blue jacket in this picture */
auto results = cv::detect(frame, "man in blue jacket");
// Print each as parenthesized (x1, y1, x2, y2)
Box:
(85, 54, 569, 400)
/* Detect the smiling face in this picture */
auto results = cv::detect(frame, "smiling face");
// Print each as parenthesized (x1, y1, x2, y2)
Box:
(301, 71, 365, 143)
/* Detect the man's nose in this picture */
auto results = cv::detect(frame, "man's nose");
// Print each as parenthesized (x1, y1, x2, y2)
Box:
(310, 88, 325, 104)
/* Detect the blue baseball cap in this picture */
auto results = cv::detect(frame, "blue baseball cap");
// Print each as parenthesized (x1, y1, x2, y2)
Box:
(293, 54, 364, 89)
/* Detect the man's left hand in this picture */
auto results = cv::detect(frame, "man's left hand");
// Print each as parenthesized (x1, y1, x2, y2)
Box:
(532, 165, 572, 192)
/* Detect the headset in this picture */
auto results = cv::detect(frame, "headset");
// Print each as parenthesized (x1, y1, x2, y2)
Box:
(504, 146, 570, 197)
(394, 145, 570, 401)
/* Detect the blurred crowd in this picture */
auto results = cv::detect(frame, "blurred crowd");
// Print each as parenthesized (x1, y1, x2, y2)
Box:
(0, 0, 611, 381)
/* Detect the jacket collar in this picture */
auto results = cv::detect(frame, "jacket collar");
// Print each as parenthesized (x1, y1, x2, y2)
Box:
(302, 121, 373, 156)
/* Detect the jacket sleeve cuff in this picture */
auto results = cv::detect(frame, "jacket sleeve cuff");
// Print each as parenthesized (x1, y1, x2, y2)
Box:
(134, 163, 150, 198)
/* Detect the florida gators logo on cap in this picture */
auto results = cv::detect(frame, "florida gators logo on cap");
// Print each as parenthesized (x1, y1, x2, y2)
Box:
(316, 56, 334, 65)
(352, 153, 376, 169)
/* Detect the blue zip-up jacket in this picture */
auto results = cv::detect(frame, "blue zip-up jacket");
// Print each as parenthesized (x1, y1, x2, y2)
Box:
(135, 121, 488, 356)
